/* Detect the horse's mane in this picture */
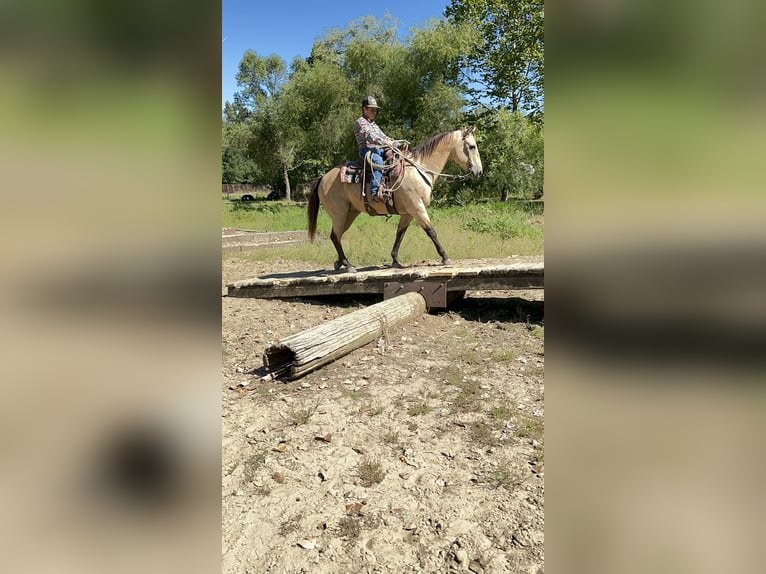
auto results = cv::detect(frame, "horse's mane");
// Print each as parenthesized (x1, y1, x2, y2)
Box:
(410, 131, 455, 162)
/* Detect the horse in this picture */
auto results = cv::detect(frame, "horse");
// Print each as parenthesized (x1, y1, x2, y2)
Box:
(307, 126, 483, 273)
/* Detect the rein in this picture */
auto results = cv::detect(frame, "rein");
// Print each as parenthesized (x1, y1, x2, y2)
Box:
(389, 141, 472, 188)
(364, 130, 473, 195)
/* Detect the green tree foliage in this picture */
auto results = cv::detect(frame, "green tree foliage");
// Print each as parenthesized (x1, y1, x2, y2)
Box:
(222, 124, 259, 184)
(385, 21, 476, 142)
(234, 51, 287, 111)
(234, 51, 304, 199)
(445, 0, 544, 115)
(222, 104, 260, 184)
(478, 109, 543, 200)
(222, 10, 544, 203)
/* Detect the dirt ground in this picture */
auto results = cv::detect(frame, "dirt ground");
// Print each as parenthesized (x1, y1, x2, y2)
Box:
(222, 255, 544, 574)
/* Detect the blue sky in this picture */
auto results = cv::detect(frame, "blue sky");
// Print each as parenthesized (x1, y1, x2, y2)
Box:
(222, 0, 452, 109)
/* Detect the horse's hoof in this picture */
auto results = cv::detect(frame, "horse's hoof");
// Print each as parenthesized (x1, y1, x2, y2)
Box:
(391, 261, 404, 269)
(346, 265, 357, 273)
(334, 261, 342, 271)
(442, 258, 453, 266)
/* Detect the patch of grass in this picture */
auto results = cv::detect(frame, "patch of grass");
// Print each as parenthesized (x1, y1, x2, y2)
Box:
(456, 349, 484, 366)
(242, 451, 267, 482)
(223, 201, 318, 231)
(453, 327, 472, 339)
(461, 203, 543, 242)
(491, 349, 516, 362)
(483, 464, 526, 490)
(490, 401, 517, 421)
(453, 378, 483, 412)
(223, 201, 543, 269)
(342, 388, 367, 400)
(408, 402, 431, 416)
(287, 397, 323, 426)
(383, 430, 401, 446)
(358, 458, 385, 487)
(357, 399, 383, 416)
(515, 412, 544, 441)
(439, 364, 463, 385)
(468, 420, 497, 447)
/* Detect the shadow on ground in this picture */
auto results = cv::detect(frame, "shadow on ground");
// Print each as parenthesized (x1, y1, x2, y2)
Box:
(263, 293, 543, 326)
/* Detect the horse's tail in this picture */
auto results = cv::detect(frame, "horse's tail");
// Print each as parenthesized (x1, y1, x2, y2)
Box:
(307, 176, 322, 242)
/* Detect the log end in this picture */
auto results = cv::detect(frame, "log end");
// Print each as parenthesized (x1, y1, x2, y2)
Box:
(263, 344, 296, 380)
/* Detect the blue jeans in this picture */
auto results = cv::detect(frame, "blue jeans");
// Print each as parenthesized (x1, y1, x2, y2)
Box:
(360, 147, 383, 195)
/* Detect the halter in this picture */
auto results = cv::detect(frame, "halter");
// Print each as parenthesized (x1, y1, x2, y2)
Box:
(389, 132, 473, 189)
(462, 133, 475, 177)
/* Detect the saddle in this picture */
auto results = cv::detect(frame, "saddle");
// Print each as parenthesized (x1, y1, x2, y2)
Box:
(338, 148, 405, 216)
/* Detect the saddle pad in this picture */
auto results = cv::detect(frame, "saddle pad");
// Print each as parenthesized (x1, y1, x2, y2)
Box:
(339, 162, 363, 184)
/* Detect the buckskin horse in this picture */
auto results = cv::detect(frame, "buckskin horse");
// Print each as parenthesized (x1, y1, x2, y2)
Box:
(307, 127, 483, 272)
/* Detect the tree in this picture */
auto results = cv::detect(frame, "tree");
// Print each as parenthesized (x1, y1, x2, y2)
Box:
(478, 108, 543, 200)
(234, 50, 287, 111)
(446, 0, 544, 116)
(383, 20, 475, 142)
(222, 111, 260, 184)
(232, 51, 304, 200)
(222, 14, 544, 203)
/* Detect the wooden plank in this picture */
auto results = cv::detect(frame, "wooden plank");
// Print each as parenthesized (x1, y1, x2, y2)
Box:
(226, 258, 544, 299)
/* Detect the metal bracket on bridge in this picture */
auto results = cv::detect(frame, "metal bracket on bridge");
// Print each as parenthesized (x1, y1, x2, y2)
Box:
(383, 281, 448, 309)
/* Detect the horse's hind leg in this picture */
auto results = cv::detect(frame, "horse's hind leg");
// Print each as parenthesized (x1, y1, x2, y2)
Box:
(330, 210, 360, 273)
(330, 231, 353, 272)
(390, 215, 413, 268)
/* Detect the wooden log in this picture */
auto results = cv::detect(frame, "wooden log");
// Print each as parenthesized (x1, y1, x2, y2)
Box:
(263, 292, 427, 380)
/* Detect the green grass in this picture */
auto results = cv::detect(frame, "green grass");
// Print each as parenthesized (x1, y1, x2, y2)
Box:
(491, 349, 516, 362)
(515, 412, 544, 441)
(287, 398, 323, 426)
(223, 200, 318, 231)
(222, 199, 543, 267)
(453, 378, 483, 412)
(483, 463, 526, 490)
(408, 403, 431, 416)
(490, 401, 517, 421)
(439, 365, 464, 385)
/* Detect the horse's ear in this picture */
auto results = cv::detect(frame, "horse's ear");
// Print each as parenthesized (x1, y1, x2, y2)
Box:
(462, 125, 476, 138)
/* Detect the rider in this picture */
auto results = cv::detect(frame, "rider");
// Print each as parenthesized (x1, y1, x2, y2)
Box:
(354, 96, 395, 202)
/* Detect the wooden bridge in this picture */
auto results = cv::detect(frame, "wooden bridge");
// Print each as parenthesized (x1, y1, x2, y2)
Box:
(226, 257, 543, 309)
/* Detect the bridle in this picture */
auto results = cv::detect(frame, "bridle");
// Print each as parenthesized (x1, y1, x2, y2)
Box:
(462, 133, 475, 177)
(389, 130, 476, 189)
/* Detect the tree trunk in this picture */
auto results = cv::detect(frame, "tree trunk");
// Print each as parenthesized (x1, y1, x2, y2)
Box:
(283, 165, 291, 202)
(263, 292, 427, 380)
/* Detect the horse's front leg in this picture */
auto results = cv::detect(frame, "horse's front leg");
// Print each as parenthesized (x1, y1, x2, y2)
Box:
(390, 215, 413, 268)
(423, 225, 452, 265)
(411, 207, 452, 265)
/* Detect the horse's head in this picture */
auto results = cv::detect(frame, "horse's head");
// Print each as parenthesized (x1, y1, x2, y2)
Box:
(453, 126, 483, 179)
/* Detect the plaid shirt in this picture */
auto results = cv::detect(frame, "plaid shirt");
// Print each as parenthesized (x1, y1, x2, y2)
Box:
(354, 116, 389, 151)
